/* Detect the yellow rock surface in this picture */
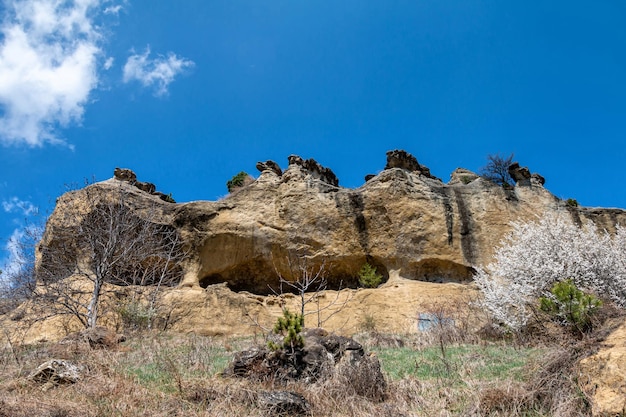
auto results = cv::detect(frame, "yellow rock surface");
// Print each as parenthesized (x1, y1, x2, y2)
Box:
(579, 321, 626, 416)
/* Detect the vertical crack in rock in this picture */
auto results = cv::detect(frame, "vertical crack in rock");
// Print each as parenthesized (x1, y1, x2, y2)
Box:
(443, 198, 454, 246)
(453, 188, 476, 265)
(434, 187, 454, 246)
(347, 193, 369, 254)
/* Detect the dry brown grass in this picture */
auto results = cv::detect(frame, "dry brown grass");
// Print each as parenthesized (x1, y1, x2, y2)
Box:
(0, 319, 607, 417)
(1, 331, 410, 417)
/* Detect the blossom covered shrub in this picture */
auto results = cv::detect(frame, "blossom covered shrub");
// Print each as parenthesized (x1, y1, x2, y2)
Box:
(474, 213, 626, 330)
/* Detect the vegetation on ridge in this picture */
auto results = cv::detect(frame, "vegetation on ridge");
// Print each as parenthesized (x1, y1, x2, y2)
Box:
(479, 152, 515, 187)
(226, 171, 251, 192)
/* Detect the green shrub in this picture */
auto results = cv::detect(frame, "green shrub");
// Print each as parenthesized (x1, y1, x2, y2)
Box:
(268, 309, 304, 351)
(162, 193, 176, 204)
(118, 300, 157, 330)
(460, 175, 473, 185)
(358, 263, 382, 288)
(360, 314, 377, 332)
(539, 279, 601, 333)
(226, 171, 250, 192)
(565, 198, 579, 207)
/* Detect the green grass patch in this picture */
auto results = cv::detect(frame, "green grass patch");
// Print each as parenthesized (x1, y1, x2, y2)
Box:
(117, 334, 245, 391)
(373, 344, 538, 382)
(125, 362, 175, 391)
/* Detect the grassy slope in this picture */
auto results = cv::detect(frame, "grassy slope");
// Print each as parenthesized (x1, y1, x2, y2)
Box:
(0, 331, 552, 417)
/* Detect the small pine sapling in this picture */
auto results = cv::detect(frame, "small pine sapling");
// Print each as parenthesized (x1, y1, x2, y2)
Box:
(268, 309, 305, 352)
(358, 263, 382, 288)
(539, 279, 602, 334)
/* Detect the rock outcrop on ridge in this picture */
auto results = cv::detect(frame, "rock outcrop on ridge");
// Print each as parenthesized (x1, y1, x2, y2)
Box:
(39, 150, 626, 295)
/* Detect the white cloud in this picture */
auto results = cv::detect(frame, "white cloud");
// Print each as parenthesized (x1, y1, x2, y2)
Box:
(104, 56, 114, 70)
(104, 5, 122, 15)
(123, 46, 194, 96)
(2, 229, 27, 277)
(2, 197, 38, 216)
(0, 0, 106, 147)
(1, 225, 39, 279)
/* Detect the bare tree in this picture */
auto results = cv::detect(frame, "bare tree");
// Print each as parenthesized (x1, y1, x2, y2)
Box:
(33, 183, 187, 329)
(271, 253, 351, 328)
(480, 153, 515, 187)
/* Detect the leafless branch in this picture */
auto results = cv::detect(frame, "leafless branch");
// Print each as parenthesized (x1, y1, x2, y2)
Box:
(26, 182, 187, 329)
(269, 252, 352, 328)
(480, 153, 515, 187)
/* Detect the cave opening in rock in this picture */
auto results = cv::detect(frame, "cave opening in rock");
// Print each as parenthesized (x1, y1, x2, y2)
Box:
(409, 258, 475, 283)
(197, 256, 390, 295)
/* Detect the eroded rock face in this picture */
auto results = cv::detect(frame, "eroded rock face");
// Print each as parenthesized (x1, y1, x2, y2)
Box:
(579, 320, 626, 416)
(40, 153, 626, 295)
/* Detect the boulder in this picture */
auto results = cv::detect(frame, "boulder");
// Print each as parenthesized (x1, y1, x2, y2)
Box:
(257, 391, 309, 416)
(113, 167, 137, 183)
(28, 359, 83, 388)
(385, 149, 440, 181)
(59, 326, 125, 349)
(508, 162, 531, 184)
(508, 162, 545, 187)
(135, 181, 156, 194)
(112, 167, 174, 201)
(385, 149, 421, 172)
(223, 329, 386, 400)
(531, 173, 546, 186)
(153, 191, 176, 203)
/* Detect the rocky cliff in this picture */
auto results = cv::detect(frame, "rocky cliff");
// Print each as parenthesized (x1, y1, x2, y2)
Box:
(23, 150, 626, 417)
(39, 150, 626, 294)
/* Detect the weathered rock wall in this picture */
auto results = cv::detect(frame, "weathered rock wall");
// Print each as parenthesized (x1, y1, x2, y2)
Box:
(39, 152, 626, 295)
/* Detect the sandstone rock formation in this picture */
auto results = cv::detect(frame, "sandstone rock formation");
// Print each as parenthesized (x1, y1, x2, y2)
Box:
(385, 149, 440, 181)
(40, 151, 626, 296)
(448, 168, 479, 185)
(114, 167, 175, 203)
(16, 151, 626, 415)
(579, 320, 626, 416)
(256, 160, 283, 177)
(508, 162, 545, 186)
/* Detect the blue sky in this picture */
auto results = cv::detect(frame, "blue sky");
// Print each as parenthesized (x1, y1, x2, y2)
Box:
(1, 1, 626, 272)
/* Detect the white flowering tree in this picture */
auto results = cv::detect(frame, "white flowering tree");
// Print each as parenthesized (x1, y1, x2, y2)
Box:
(474, 213, 626, 330)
